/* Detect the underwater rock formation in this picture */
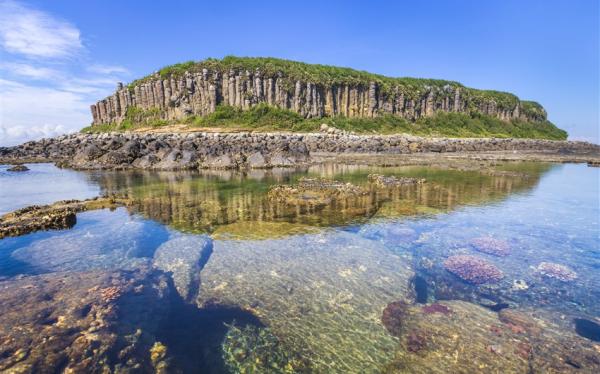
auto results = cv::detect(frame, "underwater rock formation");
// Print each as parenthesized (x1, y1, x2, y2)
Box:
(0, 266, 175, 373)
(470, 236, 511, 257)
(536, 262, 578, 282)
(152, 234, 212, 301)
(443, 255, 504, 284)
(197, 230, 415, 372)
(383, 301, 600, 373)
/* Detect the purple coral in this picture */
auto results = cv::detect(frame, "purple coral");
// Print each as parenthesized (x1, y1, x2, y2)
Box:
(381, 300, 409, 337)
(443, 255, 504, 284)
(470, 237, 511, 257)
(536, 262, 577, 282)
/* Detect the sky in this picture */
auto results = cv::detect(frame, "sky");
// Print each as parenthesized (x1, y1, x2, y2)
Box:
(0, 0, 598, 146)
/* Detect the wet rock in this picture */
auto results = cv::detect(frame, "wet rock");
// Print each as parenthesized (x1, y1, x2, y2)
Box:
(7, 164, 29, 172)
(443, 255, 504, 284)
(152, 234, 212, 301)
(1, 132, 598, 170)
(246, 152, 267, 168)
(536, 262, 578, 282)
(0, 196, 131, 239)
(470, 236, 511, 257)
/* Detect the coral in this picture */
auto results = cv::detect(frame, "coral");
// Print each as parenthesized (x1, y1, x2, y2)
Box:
(470, 236, 511, 257)
(536, 262, 577, 282)
(443, 255, 504, 284)
(382, 301, 410, 337)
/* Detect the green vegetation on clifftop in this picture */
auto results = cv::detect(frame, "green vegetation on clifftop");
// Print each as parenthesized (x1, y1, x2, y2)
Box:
(128, 56, 544, 117)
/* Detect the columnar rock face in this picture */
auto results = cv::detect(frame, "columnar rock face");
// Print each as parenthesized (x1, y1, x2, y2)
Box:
(90, 58, 547, 125)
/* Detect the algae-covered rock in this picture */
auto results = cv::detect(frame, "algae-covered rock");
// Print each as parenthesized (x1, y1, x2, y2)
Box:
(384, 301, 600, 373)
(152, 233, 212, 301)
(198, 230, 415, 372)
(0, 266, 174, 373)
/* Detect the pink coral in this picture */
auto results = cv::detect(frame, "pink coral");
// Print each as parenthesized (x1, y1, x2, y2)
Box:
(470, 237, 511, 257)
(536, 262, 577, 282)
(443, 255, 504, 284)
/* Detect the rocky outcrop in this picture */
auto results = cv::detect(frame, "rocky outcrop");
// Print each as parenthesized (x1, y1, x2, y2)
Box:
(90, 57, 547, 126)
(0, 196, 131, 238)
(1, 132, 598, 170)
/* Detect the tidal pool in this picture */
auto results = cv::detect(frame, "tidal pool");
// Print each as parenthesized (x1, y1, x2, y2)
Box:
(0, 161, 598, 373)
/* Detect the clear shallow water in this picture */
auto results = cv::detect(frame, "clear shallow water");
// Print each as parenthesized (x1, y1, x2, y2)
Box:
(0, 163, 100, 215)
(0, 162, 599, 373)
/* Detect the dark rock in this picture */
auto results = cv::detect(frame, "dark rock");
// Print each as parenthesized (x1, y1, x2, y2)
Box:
(7, 164, 29, 172)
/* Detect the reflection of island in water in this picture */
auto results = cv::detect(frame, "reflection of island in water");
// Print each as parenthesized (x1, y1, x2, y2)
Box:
(91, 162, 553, 238)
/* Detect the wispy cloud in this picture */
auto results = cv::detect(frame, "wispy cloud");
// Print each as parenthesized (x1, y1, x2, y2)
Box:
(0, 1, 129, 146)
(0, 0, 83, 59)
(87, 64, 130, 75)
(0, 61, 60, 80)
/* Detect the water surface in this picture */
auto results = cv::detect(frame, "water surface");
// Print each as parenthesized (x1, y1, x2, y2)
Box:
(0, 162, 598, 373)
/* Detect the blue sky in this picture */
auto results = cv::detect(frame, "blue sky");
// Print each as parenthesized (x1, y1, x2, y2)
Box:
(0, 0, 598, 145)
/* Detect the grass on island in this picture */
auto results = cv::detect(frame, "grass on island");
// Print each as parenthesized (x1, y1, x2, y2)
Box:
(81, 103, 567, 140)
(126, 56, 546, 119)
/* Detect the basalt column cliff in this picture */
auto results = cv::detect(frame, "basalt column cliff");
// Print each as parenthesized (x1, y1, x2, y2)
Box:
(90, 57, 548, 126)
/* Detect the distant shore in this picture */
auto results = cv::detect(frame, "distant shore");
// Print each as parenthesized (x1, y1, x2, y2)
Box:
(1, 132, 598, 170)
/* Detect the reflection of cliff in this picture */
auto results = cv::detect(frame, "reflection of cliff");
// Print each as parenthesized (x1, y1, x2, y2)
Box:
(90, 163, 552, 236)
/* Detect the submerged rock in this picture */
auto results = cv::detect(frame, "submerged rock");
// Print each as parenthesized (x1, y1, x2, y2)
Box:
(536, 262, 578, 282)
(152, 234, 212, 301)
(0, 266, 174, 373)
(198, 230, 415, 372)
(470, 236, 511, 257)
(443, 255, 504, 284)
(383, 301, 600, 373)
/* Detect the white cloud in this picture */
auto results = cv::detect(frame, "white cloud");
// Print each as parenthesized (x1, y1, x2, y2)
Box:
(0, 0, 83, 59)
(87, 64, 130, 75)
(0, 61, 60, 79)
(0, 2, 131, 146)
(0, 78, 89, 146)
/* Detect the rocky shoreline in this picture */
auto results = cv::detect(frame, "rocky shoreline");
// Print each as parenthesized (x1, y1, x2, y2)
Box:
(1, 132, 598, 170)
